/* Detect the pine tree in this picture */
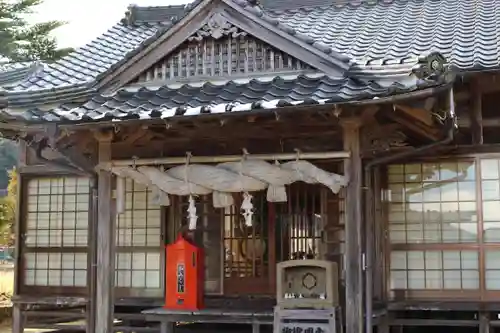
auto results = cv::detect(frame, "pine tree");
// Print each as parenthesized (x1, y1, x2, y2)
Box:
(0, 0, 73, 188)
(0, 0, 73, 62)
(0, 0, 72, 242)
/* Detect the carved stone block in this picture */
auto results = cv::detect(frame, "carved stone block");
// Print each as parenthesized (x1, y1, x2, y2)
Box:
(276, 259, 339, 309)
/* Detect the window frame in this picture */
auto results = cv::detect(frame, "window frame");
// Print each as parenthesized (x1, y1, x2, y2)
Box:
(18, 175, 92, 296)
(384, 155, 500, 300)
(114, 178, 164, 298)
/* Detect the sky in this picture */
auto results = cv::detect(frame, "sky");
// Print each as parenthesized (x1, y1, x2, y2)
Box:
(30, 0, 191, 48)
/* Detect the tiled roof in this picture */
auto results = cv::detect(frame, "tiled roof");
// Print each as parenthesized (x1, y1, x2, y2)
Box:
(269, 0, 500, 71)
(10, 23, 163, 92)
(6, 0, 350, 98)
(4, 0, 491, 108)
(3, 1, 205, 106)
(123, 4, 188, 24)
(0, 62, 43, 87)
(5, 68, 451, 124)
(230, 0, 351, 67)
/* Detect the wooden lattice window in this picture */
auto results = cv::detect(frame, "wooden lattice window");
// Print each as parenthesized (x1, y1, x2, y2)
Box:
(133, 36, 314, 83)
(223, 193, 268, 279)
(387, 161, 480, 294)
(480, 158, 500, 242)
(388, 162, 477, 244)
(481, 159, 500, 290)
(390, 250, 479, 290)
(24, 177, 90, 287)
(115, 179, 162, 293)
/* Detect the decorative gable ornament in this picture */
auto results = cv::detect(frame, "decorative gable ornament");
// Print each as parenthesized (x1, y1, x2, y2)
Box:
(188, 13, 247, 42)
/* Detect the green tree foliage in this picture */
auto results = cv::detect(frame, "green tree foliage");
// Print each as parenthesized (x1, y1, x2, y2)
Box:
(0, 0, 73, 190)
(0, 168, 16, 245)
(0, 0, 73, 62)
(0, 140, 17, 190)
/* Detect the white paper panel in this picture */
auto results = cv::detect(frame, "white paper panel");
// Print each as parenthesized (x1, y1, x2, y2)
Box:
(26, 177, 90, 248)
(24, 252, 87, 287)
(390, 250, 479, 290)
(115, 252, 161, 289)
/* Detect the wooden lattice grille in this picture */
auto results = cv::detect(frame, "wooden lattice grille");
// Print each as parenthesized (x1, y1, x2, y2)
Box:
(223, 193, 268, 279)
(275, 184, 325, 262)
(24, 177, 89, 287)
(132, 36, 314, 83)
(115, 179, 162, 292)
(168, 195, 223, 294)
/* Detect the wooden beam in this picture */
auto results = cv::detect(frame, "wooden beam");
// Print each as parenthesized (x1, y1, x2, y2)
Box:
(459, 117, 500, 128)
(470, 79, 484, 144)
(17, 164, 79, 175)
(94, 130, 115, 333)
(475, 72, 500, 94)
(395, 104, 434, 127)
(384, 111, 440, 141)
(360, 105, 379, 124)
(341, 119, 363, 333)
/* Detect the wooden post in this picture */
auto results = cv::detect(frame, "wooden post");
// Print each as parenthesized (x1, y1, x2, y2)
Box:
(12, 304, 24, 333)
(87, 180, 98, 333)
(12, 143, 26, 333)
(471, 79, 483, 145)
(373, 166, 383, 300)
(94, 131, 115, 333)
(160, 321, 175, 333)
(480, 312, 490, 333)
(342, 119, 363, 333)
(377, 313, 389, 333)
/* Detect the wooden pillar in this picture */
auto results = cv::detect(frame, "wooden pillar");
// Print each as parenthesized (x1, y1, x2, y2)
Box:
(87, 181, 98, 333)
(471, 79, 483, 145)
(160, 321, 175, 333)
(94, 131, 115, 333)
(12, 142, 27, 333)
(12, 304, 24, 333)
(373, 166, 383, 300)
(377, 313, 390, 333)
(480, 312, 490, 333)
(342, 119, 363, 333)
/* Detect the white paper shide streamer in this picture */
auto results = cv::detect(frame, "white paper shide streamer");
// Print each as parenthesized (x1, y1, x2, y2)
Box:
(116, 176, 126, 214)
(108, 152, 348, 230)
(187, 195, 198, 231)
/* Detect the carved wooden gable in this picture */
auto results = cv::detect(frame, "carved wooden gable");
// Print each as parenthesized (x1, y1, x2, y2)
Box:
(131, 13, 315, 83)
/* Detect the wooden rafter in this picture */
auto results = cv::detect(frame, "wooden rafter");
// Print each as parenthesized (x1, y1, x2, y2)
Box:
(383, 108, 441, 141)
(394, 98, 435, 127)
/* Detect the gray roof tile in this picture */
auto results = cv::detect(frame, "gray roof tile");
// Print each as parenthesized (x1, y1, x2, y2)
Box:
(268, 0, 500, 71)
(10, 22, 163, 92)
(8, 69, 450, 124)
(124, 4, 188, 24)
(4, 0, 486, 107)
(0, 62, 43, 88)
